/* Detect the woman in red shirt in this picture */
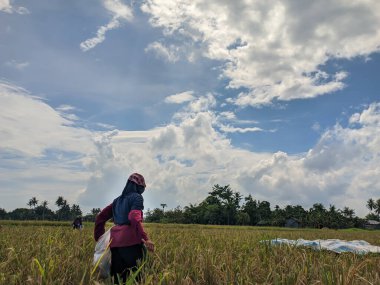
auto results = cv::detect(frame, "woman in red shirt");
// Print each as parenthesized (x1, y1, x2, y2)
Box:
(94, 173, 154, 283)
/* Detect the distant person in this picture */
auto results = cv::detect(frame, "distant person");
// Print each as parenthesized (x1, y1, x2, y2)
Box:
(72, 217, 83, 230)
(94, 173, 154, 284)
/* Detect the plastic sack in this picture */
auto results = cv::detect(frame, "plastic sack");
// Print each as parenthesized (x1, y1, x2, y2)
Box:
(93, 228, 112, 278)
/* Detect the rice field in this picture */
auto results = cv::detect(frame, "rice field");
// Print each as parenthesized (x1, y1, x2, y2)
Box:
(0, 221, 379, 284)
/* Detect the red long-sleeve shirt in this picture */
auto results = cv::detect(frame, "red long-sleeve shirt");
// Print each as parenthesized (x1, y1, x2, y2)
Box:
(94, 203, 149, 248)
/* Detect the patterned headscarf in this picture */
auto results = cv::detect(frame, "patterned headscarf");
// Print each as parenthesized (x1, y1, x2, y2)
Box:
(128, 173, 146, 188)
(112, 173, 146, 225)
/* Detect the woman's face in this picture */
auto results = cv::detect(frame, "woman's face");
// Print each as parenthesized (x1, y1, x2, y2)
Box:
(137, 185, 145, 194)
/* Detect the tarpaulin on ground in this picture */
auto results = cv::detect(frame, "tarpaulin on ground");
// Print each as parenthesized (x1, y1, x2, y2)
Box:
(263, 239, 380, 254)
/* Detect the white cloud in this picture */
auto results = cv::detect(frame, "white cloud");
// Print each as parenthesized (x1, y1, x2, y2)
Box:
(5, 60, 29, 70)
(0, 82, 96, 211)
(219, 111, 236, 120)
(103, 0, 133, 19)
(0, 0, 12, 12)
(187, 93, 216, 112)
(164, 90, 195, 104)
(56, 104, 78, 112)
(80, 97, 380, 216)
(219, 125, 263, 133)
(2, 82, 380, 217)
(56, 104, 81, 121)
(312, 122, 321, 132)
(145, 41, 180, 62)
(0, 82, 95, 157)
(349, 103, 380, 126)
(96, 122, 116, 129)
(141, 0, 380, 107)
(0, 0, 29, 14)
(80, 0, 133, 52)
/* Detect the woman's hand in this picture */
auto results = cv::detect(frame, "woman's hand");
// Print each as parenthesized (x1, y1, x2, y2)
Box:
(142, 238, 155, 252)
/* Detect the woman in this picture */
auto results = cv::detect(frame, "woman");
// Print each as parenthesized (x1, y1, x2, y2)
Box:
(72, 216, 83, 230)
(94, 173, 154, 283)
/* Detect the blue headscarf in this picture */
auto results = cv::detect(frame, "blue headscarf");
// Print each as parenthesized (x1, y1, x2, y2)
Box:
(112, 180, 145, 225)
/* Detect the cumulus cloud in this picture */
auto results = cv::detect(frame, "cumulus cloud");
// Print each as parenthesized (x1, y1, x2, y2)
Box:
(0, 0, 12, 12)
(2, 82, 380, 216)
(80, 0, 133, 51)
(349, 103, 380, 126)
(0, 82, 97, 210)
(0, 0, 29, 14)
(164, 90, 195, 104)
(141, 0, 380, 106)
(78, 95, 380, 216)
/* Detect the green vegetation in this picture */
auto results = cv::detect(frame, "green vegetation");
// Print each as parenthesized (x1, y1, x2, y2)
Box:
(1, 185, 379, 230)
(0, 196, 101, 222)
(0, 221, 379, 284)
(145, 185, 380, 229)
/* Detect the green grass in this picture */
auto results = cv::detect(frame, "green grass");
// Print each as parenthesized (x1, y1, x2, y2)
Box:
(0, 221, 379, 284)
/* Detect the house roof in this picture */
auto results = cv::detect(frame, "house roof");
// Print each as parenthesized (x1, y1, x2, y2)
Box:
(286, 217, 300, 222)
(366, 220, 380, 225)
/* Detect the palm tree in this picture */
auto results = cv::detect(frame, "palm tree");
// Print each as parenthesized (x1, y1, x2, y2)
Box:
(160, 203, 167, 212)
(27, 197, 38, 209)
(41, 200, 48, 220)
(56, 196, 65, 208)
(91, 208, 101, 215)
(375, 199, 380, 220)
(56, 196, 67, 220)
(367, 198, 375, 212)
(342, 207, 355, 219)
(309, 203, 326, 228)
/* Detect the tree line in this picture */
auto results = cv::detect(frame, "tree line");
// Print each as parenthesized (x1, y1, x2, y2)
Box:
(0, 196, 101, 222)
(1, 185, 379, 228)
(145, 184, 380, 229)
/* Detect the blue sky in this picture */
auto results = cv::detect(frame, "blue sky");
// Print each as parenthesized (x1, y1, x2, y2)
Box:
(1, 0, 380, 217)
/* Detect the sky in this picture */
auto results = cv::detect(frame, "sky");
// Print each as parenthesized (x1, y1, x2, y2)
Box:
(0, 0, 380, 217)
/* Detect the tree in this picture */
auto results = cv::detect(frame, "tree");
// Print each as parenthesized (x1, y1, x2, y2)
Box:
(56, 196, 65, 208)
(0, 208, 7, 219)
(83, 208, 102, 222)
(70, 204, 82, 219)
(203, 204, 224, 224)
(242, 195, 259, 225)
(55, 196, 70, 220)
(257, 200, 271, 223)
(160, 204, 167, 212)
(326, 204, 342, 229)
(375, 199, 380, 220)
(208, 184, 242, 225)
(342, 207, 355, 219)
(162, 206, 185, 223)
(35, 205, 55, 220)
(367, 198, 375, 213)
(41, 200, 48, 220)
(27, 197, 38, 209)
(236, 211, 250, 225)
(91, 208, 101, 215)
(183, 204, 201, 224)
(8, 208, 34, 220)
(308, 203, 327, 228)
(271, 205, 285, 226)
(145, 208, 164, 223)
